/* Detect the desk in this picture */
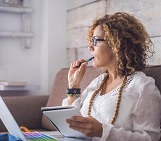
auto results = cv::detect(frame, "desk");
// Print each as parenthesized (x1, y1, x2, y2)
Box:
(43, 131, 92, 141)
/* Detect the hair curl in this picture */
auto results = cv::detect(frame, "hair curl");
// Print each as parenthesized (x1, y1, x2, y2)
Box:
(88, 12, 154, 76)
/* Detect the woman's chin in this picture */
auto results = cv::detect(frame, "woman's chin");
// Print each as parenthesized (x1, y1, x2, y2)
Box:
(92, 63, 98, 68)
(92, 61, 102, 68)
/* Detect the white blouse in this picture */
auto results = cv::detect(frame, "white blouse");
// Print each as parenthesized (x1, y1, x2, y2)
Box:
(62, 71, 161, 141)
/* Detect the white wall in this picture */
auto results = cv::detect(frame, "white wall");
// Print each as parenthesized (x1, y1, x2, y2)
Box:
(0, 0, 67, 96)
(41, 0, 67, 95)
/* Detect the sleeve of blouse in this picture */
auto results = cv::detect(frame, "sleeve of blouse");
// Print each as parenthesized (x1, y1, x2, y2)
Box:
(101, 76, 161, 141)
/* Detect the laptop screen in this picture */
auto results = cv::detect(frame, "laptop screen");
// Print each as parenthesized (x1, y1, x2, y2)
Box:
(0, 96, 28, 141)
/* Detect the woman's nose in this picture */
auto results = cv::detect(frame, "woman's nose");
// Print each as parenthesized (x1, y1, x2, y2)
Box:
(88, 45, 94, 51)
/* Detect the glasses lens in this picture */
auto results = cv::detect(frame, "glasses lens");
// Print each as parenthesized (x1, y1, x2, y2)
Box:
(92, 38, 97, 46)
(92, 38, 105, 46)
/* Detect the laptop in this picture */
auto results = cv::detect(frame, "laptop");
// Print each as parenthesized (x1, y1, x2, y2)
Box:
(0, 96, 57, 141)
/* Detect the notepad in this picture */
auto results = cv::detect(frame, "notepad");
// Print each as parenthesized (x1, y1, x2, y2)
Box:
(41, 106, 91, 139)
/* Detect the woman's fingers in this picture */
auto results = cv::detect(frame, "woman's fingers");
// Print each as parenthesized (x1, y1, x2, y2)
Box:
(70, 59, 86, 68)
(66, 116, 92, 131)
(67, 119, 92, 136)
(68, 59, 87, 86)
(66, 118, 85, 128)
(66, 116, 103, 137)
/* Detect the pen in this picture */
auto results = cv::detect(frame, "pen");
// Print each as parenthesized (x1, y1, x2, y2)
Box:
(75, 57, 94, 68)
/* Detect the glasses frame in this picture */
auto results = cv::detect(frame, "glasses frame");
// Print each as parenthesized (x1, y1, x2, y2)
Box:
(92, 37, 105, 46)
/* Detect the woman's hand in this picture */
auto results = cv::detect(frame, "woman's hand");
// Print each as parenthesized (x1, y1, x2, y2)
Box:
(66, 116, 103, 138)
(68, 59, 88, 86)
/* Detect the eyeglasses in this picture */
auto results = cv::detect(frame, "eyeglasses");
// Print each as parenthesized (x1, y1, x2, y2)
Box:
(91, 37, 105, 46)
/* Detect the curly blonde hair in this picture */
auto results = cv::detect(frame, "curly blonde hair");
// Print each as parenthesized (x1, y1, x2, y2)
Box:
(88, 12, 154, 76)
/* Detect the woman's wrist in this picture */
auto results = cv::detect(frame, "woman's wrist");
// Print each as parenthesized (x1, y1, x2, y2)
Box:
(66, 88, 81, 94)
(66, 87, 81, 101)
(66, 93, 80, 98)
(68, 83, 80, 89)
(67, 96, 76, 105)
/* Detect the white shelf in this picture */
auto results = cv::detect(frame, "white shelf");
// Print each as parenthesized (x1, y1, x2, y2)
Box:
(0, 1, 34, 48)
(0, 31, 34, 38)
(0, 85, 40, 91)
(0, 4, 33, 14)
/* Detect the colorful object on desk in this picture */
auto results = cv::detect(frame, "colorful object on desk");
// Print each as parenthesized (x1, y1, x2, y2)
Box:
(23, 132, 57, 141)
(20, 126, 31, 132)
(0, 134, 22, 141)
(20, 126, 57, 140)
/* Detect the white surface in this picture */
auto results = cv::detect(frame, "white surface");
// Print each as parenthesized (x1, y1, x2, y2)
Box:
(43, 131, 92, 141)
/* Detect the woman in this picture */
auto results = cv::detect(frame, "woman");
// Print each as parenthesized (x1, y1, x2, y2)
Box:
(63, 12, 161, 141)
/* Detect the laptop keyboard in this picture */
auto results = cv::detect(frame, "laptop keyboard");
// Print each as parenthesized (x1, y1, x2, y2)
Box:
(24, 132, 57, 141)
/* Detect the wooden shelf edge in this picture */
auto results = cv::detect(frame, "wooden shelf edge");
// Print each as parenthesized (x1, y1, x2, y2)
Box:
(0, 5, 33, 14)
(0, 32, 34, 38)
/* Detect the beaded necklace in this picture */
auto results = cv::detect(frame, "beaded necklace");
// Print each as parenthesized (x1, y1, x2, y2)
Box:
(87, 74, 127, 125)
